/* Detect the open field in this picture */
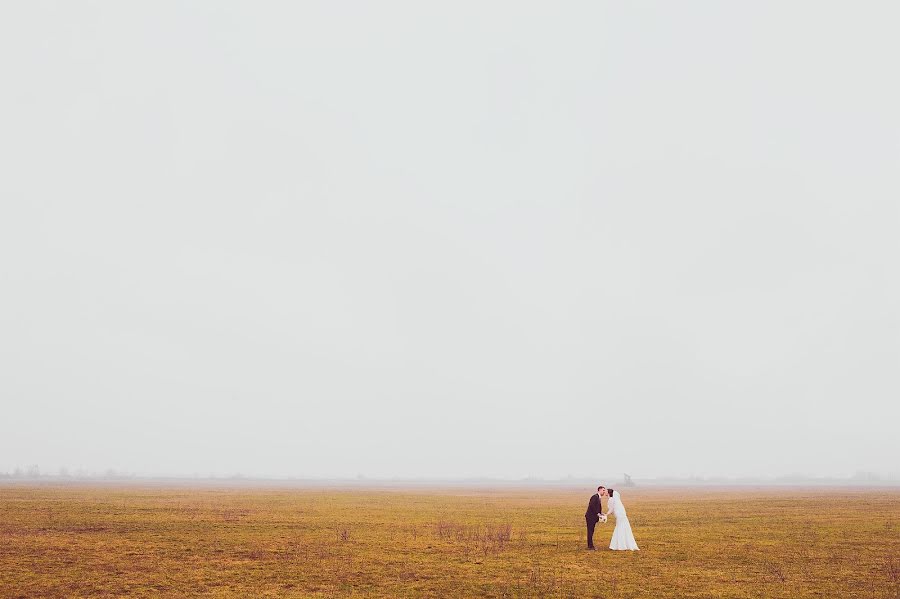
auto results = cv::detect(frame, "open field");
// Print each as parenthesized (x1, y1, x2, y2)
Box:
(1, 484, 897, 598)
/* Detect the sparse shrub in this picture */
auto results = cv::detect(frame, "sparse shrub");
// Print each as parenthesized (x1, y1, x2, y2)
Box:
(765, 561, 786, 583)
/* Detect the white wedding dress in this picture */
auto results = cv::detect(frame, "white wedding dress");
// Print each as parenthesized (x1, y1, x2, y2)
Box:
(607, 490, 639, 551)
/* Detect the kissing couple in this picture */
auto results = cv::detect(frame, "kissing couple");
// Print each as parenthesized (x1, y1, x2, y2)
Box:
(585, 485, 639, 551)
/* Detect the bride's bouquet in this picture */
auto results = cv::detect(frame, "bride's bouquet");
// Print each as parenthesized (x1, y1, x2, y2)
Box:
(599, 514, 607, 523)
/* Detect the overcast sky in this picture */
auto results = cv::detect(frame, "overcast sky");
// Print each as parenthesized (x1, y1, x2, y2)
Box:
(1, 1, 897, 480)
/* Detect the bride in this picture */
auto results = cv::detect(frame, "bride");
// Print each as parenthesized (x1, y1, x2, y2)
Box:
(601, 487, 639, 551)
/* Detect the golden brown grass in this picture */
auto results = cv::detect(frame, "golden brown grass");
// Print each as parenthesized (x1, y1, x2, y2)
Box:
(1, 484, 898, 598)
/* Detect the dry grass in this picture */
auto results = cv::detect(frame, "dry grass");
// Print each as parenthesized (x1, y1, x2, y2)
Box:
(1, 484, 898, 598)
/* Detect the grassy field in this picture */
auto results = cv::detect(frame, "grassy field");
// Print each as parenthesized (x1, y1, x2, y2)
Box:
(1, 484, 897, 598)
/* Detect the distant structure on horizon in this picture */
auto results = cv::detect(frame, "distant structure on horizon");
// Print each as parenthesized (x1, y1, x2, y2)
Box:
(624, 473, 636, 487)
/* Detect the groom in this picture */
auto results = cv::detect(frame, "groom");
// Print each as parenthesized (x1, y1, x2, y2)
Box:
(584, 486, 604, 550)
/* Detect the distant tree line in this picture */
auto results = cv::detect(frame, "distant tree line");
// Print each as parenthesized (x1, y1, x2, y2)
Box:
(0, 466, 134, 479)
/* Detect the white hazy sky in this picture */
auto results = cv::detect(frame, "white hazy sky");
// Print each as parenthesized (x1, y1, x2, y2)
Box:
(1, 1, 898, 480)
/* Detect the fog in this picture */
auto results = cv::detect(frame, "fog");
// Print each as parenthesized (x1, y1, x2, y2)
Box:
(1, 2, 897, 480)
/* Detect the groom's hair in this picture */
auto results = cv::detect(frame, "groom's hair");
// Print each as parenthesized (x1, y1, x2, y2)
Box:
(597, 486, 605, 492)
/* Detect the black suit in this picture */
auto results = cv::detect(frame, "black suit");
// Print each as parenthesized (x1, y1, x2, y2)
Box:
(585, 493, 602, 548)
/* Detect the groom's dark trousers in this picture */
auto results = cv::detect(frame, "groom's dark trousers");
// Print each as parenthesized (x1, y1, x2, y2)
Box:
(585, 493, 602, 549)
(586, 516, 597, 549)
